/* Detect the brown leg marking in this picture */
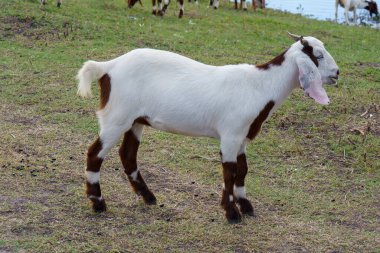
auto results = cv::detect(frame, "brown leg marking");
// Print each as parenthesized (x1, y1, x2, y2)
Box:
(178, 0, 184, 18)
(221, 161, 242, 223)
(119, 130, 156, 205)
(86, 138, 107, 212)
(235, 154, 255, 216)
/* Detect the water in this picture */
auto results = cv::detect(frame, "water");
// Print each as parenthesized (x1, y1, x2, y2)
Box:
(263, 0, 379, 28)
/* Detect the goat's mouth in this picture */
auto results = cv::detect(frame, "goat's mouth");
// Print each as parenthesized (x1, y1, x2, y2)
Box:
(328, 76, 339, 86)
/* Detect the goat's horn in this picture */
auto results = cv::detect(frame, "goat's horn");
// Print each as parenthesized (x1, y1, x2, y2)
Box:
(287, 32, 302, 42)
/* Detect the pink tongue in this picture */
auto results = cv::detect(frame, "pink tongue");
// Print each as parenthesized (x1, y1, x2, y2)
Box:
(305, 84, 330, 105)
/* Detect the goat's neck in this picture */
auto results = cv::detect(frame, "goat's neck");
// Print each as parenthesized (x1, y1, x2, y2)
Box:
(253, 55, 300, 107)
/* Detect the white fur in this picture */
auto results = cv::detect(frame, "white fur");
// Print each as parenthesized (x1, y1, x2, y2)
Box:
(229, 195, 234, 202)
(86, 171, 100, 184)
(233, 185, 246, 199)
(88, 195, 103, 201)
(130, 170, 139, 182)
(335, 0, 375, 24)
(77, 36, 338, 164)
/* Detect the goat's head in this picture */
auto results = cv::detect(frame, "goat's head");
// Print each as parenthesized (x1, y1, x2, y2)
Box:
(365, 0, 378, 17)
(288, 32, 339, 105)
(126, 0, 143, 8)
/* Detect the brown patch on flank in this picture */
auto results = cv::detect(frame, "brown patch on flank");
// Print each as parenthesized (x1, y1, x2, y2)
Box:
(256, 49, 288, 70)
(247, 101, 275, 140)
(134, 116, 151, 126)
(99, 74, 111, 109)
(86, 138, 103, 172)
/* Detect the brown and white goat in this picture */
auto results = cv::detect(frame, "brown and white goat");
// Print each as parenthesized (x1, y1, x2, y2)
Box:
(209, 0, 265, 11)
(335, 0, 378, 24)
(127, 0, 185, 18)
(40, 0, 62, 7)
(76, 33, 339, 223)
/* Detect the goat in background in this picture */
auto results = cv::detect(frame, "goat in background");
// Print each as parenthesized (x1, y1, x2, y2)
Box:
(335, 0, 378, 24)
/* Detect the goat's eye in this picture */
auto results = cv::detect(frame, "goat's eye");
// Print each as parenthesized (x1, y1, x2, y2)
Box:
(316, 55, 324, 60)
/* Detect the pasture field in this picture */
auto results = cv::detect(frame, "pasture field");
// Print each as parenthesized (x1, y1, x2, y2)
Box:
(0, 0, 379, 252)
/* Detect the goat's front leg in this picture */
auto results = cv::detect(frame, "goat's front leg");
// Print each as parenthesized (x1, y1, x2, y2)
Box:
(152, 0, 157, 15)
(235, 153, 255, 216)
(178, 0, 184, 18)
(353, 7, 357, 24)
(344, 5, 350, 24)
(161, 0, 170, 15)
(220, 138, 244, 223)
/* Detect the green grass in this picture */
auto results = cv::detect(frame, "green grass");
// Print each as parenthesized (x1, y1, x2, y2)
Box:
(0, 0, 379, 252)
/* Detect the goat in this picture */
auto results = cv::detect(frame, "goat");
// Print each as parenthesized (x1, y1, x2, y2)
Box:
(127, 0, 184, 18)
(209, 0, 265, 11)
(335, 0, 378, 24)
(40, 0, 62, 7)
(76, 33, 339, 223)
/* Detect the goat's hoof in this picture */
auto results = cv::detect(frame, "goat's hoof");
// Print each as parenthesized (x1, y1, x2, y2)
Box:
(152, 10, 157, 15)
(237, 198, 255, 217)
(157, 10, 164, 16)
(179, 10, 184, 18)
(92, 199, 107, 212)
(243, 8, 247, 11)
(57, 3, 61, 7)
(142, 190, 157, 205)
(214, 6, 218, 9)
(225, 204, 242, 224)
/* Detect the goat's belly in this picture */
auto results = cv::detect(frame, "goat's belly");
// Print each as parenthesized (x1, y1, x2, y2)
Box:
(148, 118, 219, 139)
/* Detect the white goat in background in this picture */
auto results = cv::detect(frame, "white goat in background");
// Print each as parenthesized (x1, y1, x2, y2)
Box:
(335, 0, 378, 24)
(76, 33, 339, 223)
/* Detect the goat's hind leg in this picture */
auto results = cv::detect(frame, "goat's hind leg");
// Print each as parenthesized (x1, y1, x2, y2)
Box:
(119, 124, 156, 205)
(85, 126, 125, 212)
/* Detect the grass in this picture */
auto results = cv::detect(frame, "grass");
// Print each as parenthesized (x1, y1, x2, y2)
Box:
(0, 0, 379, 252)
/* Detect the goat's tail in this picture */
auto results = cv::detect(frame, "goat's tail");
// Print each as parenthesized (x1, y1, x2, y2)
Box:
(76, 60, 114, 98)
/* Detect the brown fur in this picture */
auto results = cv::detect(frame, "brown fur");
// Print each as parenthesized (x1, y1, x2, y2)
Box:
(247, 101, 275, 140)
(86, 138, 106, 212)
(99, 74, 111, 109)
(221, 161, 242, 223)
(235, 154, 255, 215)
(301, 42, 319, 67)
(86, 138, 103, 172)
(256, 49, 288, 70)
(134, 116, 151, 126)
(119, 130, 156, 204)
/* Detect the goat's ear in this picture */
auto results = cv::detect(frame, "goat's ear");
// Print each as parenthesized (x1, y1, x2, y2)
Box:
(296, 57, 330, 105)
(287, 32, 302, 42)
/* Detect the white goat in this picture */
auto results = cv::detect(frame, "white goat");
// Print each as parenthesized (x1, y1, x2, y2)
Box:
(40, 0, 62, 7)
(335, 0, 378, 24)
(76, 33, 339, 223)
